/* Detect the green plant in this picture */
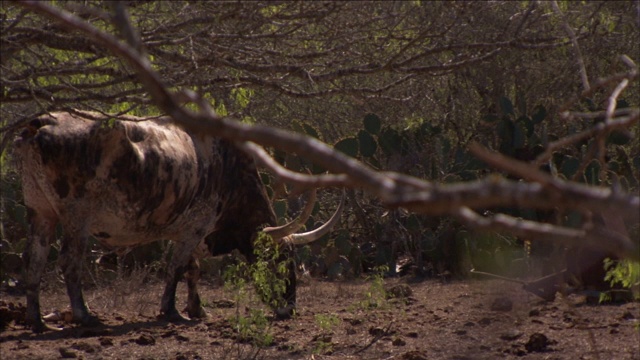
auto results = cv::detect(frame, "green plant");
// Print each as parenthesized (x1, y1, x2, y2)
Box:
(602, 258, 640, 301)
(223, 261, 274, 348)
(222, 233, 292, 349)
(359, 265, 389, 310)
(251, 233, 290, 310)
(312, 313, 338, 355)
(313, 336, 334, 355)
(314, 313, 341, 333)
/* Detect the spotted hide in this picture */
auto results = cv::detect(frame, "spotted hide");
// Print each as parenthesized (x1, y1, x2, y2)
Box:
(15, 111, 339, 332)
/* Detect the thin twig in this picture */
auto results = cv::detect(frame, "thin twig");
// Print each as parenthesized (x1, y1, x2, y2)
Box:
(354, 321, 394, 354)
(550, 0, 590, 91)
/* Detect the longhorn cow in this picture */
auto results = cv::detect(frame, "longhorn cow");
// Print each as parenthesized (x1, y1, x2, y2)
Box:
(15, 110, 342, 332)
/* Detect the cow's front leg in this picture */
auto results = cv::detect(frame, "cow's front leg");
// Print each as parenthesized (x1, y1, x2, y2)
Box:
(59, 230, 100, 327)
(185, 256, 207, 319)
(24, 212, 56, 332)
(160, 240, 199, 321)
(274, 250, 297, 319)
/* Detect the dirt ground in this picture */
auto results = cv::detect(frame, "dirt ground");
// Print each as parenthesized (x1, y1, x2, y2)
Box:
(1, 274, 638, 360)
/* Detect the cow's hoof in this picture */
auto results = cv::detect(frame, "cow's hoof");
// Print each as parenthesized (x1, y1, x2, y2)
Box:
(79, 314, 102, 327)
(274, 305, 295, 320)
(159, 311, 189, 323)
(32, 322, 64, 333)
(187, 306, 208, 320)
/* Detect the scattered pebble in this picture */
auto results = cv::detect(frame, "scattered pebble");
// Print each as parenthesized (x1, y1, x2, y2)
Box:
(401, 350, 428, 360)
(99, 337, 113, 347)
(369, 327, 386, 336)
(621, 311, 636, 320)
(135, 334, 156, 346)
(490, 297, 513, 312)
(58, 347, 77, 358)
(525, 332, 551, 352)
(386, 284, 413, 298)
(499, 330, 523, 341)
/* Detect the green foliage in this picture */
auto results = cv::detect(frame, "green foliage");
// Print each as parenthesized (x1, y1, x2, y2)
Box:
(251, 233, 290, 310)
(584, 159, 601, 185)
(231, 87, 253, 109)
(378, 127, 402, 156)
(499, 96, 515, 117)
(603, 258, 640, 300)
(531, 105, 547, 124)
(222, 232, 291, 348)
(357, 130, 377, 157)
(292, 120, 320, 140)
(359, 265, 389, 310)
(312, 313, 340, 354)
(462, 231, 524, 275)
(314, 313, 341, 333)
(334, 137, 359, 158)
(560, 156, 580, 179)
(272, 199, 288, 223)
(363, 113, 382, 135)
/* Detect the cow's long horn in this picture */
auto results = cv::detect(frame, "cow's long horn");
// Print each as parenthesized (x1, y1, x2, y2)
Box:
(263, 188, 317, 239)
(283, 191, 345, 245)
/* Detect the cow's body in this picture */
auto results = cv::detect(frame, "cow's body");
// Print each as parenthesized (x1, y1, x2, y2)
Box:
(15, 111, 295, 331)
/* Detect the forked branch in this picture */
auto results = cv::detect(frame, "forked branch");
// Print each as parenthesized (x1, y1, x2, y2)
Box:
(15, 1, 640, 260)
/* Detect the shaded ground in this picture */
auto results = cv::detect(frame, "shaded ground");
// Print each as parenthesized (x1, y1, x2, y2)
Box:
(1, 275, 638, 360)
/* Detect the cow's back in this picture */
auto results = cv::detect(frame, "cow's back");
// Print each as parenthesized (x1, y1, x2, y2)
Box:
(15, 111, 224, 246)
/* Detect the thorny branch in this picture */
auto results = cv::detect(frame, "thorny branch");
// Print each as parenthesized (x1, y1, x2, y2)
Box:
(13, 1, 640, 261)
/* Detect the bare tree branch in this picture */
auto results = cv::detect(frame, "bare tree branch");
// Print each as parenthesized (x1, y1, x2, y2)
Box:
(12, 1, 640, 262)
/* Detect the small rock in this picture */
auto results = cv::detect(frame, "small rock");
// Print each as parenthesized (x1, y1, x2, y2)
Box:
(161, 329, 178, 338)
(621, 311, 636, 320)
(406, 331, 419, 338)
(525, 332, 550, 352)
(369, 327, 386, 336)
(463, 321, 475, 327)
(313, 333, 332, 343)
(392, 337, 406, 346)
(454, 329, 467, 336)
(99, 337, 114, 347)
(513, 348, 527, 356)
(176, 334, 189, 342)
(135, 334, 156, 346)
(386, 284, 413, 299)
(401, 350, 428, 360)
(499, 330, 523, 341)
(212, 299, 235, 308)
(59, 347, 77, 359)
(71, 341, 96, 353)
(528, 309, 540, 317)
(490, 297, 513, 312)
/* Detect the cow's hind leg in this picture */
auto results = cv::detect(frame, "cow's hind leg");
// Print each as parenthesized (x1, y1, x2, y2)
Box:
(160, 240, 201, 321)
(24, 211, 57, 332)
(185, 256, 207, 319)
(59, 230, 100, 326)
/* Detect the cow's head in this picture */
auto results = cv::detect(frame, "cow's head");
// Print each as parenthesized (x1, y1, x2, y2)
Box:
(205, 188, 344, 318)
(204, 141, 343, 318)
